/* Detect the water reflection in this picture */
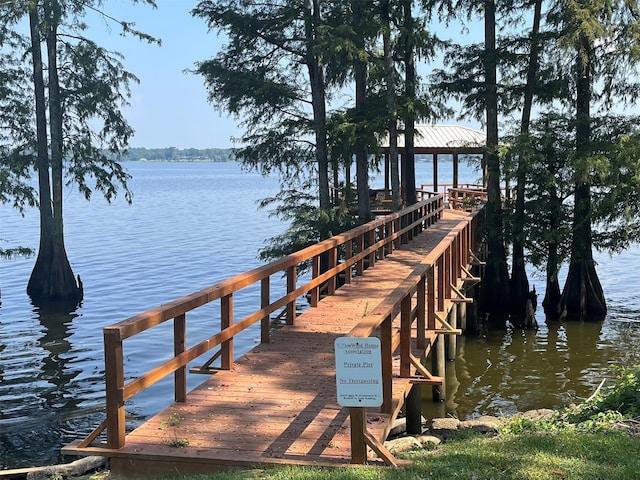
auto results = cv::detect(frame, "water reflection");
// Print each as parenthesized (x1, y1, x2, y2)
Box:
(34, 306, 82, 413)
(0, 304, 100, 469)
(425, 318, 640, 420)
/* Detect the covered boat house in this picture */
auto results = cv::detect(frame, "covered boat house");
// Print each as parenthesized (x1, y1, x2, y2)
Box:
(378, 124, 487, 199)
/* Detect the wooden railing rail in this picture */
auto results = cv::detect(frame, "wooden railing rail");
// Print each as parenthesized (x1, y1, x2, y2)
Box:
(420, 183, 514, 210)
(448, 187, 488, 211)
(344, 206, 484, 465)
(100, 194, 446, 448)
(420, 182, 483, 193)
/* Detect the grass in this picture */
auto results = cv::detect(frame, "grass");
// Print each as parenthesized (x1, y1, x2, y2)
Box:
(405, 429, 640, 479)
(174, 429, 640, 480)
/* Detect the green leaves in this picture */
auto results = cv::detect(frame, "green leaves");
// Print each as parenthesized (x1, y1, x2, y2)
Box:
(589, 117, 640, 251)
(0, 1, 155, 208)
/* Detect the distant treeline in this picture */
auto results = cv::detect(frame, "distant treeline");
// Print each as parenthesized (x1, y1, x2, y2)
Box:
(120, 147, 235, 162)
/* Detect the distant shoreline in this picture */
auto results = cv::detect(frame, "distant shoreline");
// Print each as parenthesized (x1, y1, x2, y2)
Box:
(114, 147, 235, 163)
(124, 158, 236, 162)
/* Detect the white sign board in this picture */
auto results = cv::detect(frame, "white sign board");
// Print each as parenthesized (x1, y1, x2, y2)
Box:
(334, 337, 383, 407)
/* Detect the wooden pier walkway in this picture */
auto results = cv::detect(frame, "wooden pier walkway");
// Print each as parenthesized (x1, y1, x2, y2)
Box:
(63, 195, 484, 478)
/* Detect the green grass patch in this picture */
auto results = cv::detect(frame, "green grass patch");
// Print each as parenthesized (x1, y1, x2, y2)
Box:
(177, 429, 640, 480)
(406, 429, 640, 480)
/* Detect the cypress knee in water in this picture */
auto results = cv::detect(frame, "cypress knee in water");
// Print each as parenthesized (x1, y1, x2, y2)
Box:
(77, 274, 84, 302)
(524, 287, 538, 329)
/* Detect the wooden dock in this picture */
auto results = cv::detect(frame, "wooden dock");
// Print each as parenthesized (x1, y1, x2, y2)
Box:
(63, 196, 484, 478)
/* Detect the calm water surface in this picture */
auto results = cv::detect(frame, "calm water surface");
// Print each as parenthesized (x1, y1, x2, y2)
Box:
(1, 161, 639, 469)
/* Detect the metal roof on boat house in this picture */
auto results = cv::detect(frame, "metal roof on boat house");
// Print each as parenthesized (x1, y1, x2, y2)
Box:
(382, 124, 486, 152)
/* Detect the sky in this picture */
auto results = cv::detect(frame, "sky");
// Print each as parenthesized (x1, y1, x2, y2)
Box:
(90, 1, 483, 150)
(89, 1, 239, 149)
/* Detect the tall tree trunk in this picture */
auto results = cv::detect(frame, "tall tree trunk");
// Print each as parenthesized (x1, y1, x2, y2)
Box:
(28, 4, 54, 274)
(479, 0, 510, 326)
(381, 0, 401, 212)
(402, 0, 417, 206)
(353, 0, 370, 222)
(510, 0, 542, 325)
(543, 189, 562, 318)
(540, 119, 563, 319)
(331, 154, 340, 206)
(304, 0, 330, 214)
(27, 2, 81, 307)
(559, 37, 606, 320)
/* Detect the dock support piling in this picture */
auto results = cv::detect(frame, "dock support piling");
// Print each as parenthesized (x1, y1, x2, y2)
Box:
(406, 385, 423, 434)
(432, 333, 446, 402)
(458, 301, 467, 332)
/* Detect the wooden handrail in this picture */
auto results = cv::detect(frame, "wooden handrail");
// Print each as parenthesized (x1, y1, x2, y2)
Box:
(344, 206, 485, 464)
(103, 195, 447, 448)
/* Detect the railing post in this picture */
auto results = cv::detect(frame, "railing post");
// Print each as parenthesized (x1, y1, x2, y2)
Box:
(310, 255, 320, 307)
(357, 234, 365, 276)
(349, 407, 367, 464)
(380, 224, 388, 259)
(221, 293, 234, 369)
(328, 246, 337, 295)
(453, 235, 461, 282)
(425, 199, 431, 227)
(466, 222, 472, 265)
(400, 212, 406, 244)
(427, 266, 436, 330)
(400, 295, 411, 378)
(470, 214, 475, 249)
(286, 265, 296, 324)
(368, 229, 376, 268)
(345, 240, 353, 284)
(437, 255, 445, 312)
(381, 316, 393, 413)
(405, 210, 413, 241)
(261, 277, 270, 343)
(174, 314, 186, 403)
(417, 275, 426, 349)
(461, 224, 469, 267)
(104, 328, 125, 448)
(445, 246, 452, 300)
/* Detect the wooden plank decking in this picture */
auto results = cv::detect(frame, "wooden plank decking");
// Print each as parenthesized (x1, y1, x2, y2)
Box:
(63, 210, 476, 478)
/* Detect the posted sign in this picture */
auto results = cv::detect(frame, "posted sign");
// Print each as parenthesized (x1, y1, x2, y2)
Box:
(334, 337, 383, 407)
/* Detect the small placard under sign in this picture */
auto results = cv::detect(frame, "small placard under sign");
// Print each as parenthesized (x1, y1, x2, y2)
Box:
(334, 337, 383, 407)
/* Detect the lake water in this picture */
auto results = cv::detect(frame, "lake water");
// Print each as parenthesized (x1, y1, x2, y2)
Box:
(1, 161, 639, 470)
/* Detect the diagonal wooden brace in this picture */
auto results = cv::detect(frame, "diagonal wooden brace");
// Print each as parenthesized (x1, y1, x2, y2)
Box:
(435, 312, 461, 334)
(460, 265, 481, 283)
(469, 249, 486, 266)
(409, 353, 444, 385)
(363, 431, 405, 466)
(189, 348, 224, 374)
(78, 420, 107, 448)
(450, 284, 473, 303)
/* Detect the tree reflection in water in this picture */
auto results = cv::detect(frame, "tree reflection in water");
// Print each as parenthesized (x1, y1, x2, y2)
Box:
(424, 318, 640, 420)
(0, 303, 103, 469)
